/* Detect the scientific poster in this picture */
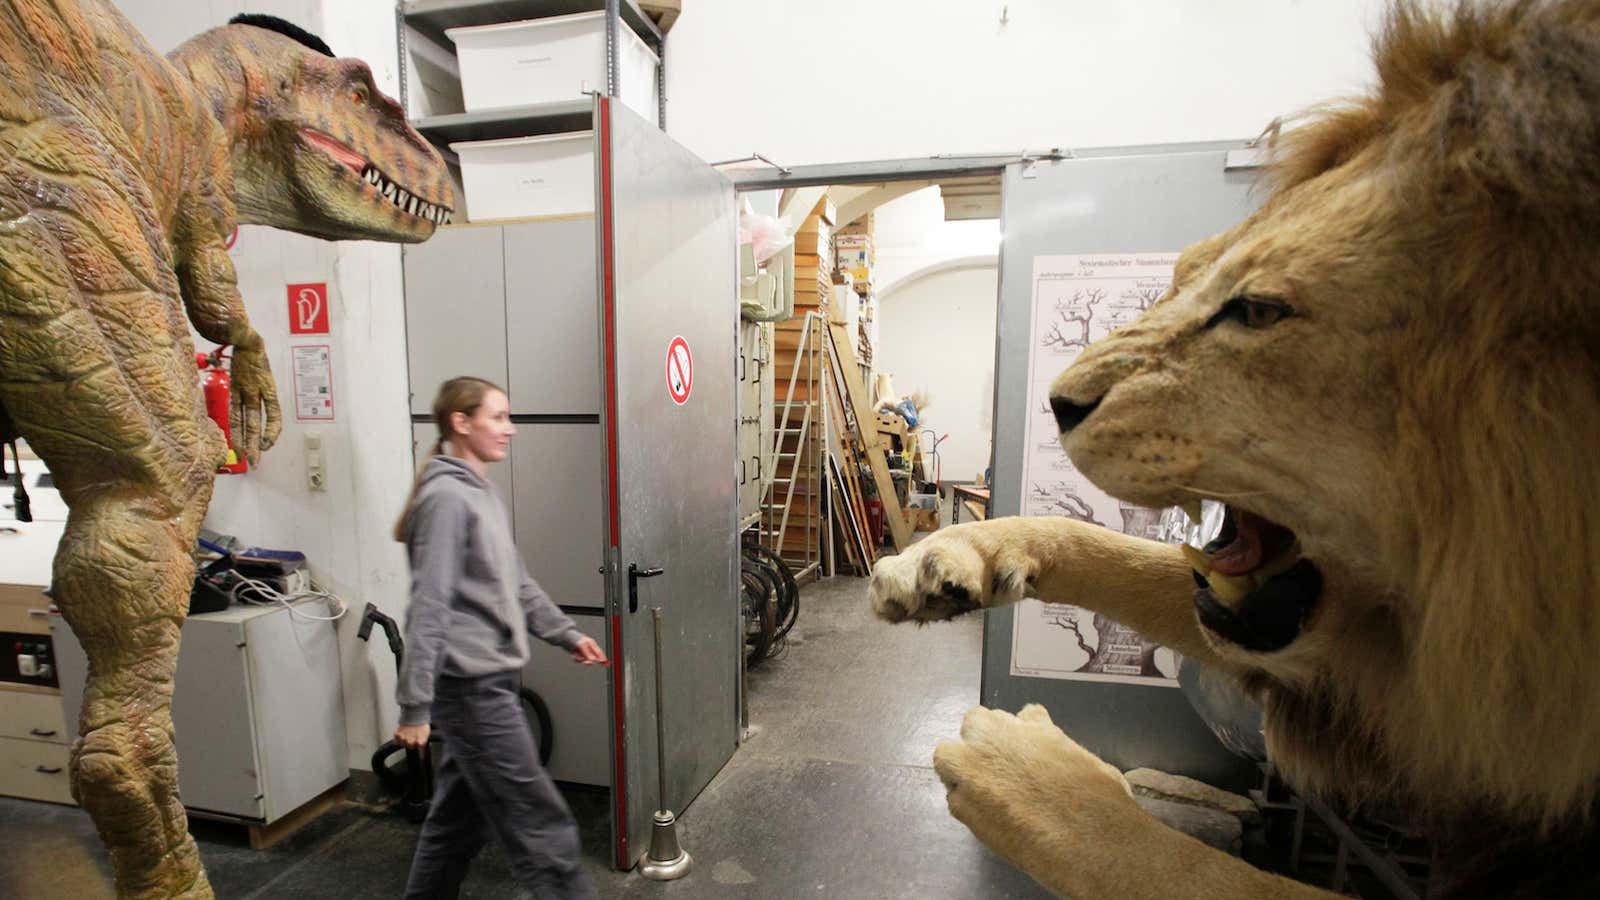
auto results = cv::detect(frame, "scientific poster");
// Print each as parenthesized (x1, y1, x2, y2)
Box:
(1010, 253, 1180, 686)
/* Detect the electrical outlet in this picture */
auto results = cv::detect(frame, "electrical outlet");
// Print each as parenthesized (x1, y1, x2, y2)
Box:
(305, 432, 326, 491)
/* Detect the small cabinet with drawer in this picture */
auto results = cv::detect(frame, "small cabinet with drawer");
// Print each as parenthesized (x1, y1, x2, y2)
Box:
(0, 581, 74, 806)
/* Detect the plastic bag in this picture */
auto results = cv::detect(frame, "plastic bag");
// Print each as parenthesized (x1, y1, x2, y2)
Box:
(738, 202, 793, 265)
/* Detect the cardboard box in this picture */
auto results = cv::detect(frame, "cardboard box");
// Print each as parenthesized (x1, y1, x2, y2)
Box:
(837, 211, 873, 237)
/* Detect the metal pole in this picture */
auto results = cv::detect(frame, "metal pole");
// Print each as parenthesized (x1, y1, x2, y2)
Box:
(605, 0, 620, 97)
(640, 606, 691, 879)
(652, 606, 667, 810)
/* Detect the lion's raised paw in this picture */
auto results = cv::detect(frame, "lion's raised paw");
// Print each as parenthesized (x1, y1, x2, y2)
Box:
(869, 526, 1034, 623)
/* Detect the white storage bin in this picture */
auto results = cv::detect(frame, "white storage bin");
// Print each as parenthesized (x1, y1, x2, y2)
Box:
(450, 131, 595, 222)
(447, 12, 659, 122)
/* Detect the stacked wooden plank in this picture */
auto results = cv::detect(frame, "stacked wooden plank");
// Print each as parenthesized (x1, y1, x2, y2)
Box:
(765, 195, 835, 568)
(822, 320, 913, 565)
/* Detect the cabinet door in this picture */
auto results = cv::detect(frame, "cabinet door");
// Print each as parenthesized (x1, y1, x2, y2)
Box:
(170, 617, 261, 819)
(510, 424, 604, 609)
(521, 611, 609, 786)
(403, 225, 508, 415)
(503, 218, 601, 415)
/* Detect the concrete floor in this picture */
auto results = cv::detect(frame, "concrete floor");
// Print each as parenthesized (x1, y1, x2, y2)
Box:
(0, 576, 1052, 899)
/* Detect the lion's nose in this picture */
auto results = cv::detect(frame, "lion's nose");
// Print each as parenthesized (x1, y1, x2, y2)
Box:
(1050, 394, 1101, 435)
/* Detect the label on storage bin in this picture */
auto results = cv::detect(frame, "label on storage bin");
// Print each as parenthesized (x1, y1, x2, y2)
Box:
(666, 336, 693, 406)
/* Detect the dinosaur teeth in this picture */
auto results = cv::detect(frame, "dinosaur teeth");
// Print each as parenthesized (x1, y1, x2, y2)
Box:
(382, 181, 396, 198)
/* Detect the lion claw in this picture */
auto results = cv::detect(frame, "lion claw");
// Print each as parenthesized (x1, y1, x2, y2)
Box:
(869, 526, 1034, 623)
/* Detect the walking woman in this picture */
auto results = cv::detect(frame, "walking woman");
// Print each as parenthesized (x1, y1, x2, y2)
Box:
(394, 376, 607, 899)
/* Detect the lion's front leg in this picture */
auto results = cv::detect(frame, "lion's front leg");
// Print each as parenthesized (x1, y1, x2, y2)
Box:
(870, 517, 1224, 665)
(935, 705, 1334, 900)
(869, 522, 1040, 623)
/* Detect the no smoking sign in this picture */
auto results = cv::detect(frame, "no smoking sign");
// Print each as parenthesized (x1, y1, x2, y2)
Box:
(666, 336, 693, 406)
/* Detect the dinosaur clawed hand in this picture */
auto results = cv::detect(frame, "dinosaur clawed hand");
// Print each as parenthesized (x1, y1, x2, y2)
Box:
(228, 343, 281, 464)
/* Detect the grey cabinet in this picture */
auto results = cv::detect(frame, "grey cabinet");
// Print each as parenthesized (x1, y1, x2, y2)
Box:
(737, 320, 765, 526)
(504, 219, 602, 415)
(403, 225, 508, 414)
(510, 424, 605, 609)
(522, 611, 609, 786)
(51, 602, 346, 823)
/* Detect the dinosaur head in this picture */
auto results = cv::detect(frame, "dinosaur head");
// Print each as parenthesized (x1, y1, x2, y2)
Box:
(172, 15, 453, 242)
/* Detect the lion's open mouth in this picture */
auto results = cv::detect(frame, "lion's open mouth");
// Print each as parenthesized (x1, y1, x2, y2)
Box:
(1180, 505, 1322, 652)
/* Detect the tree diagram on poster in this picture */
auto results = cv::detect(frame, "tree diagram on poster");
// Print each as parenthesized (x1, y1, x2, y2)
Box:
(1012, 252, 1184, 687)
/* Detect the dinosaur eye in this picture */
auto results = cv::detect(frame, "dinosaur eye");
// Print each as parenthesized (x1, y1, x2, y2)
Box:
(350, 87, 368, 106)
(1206, 296, 1293, 330)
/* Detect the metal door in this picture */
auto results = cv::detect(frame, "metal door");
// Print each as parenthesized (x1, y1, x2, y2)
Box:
(596, 98, 739, 868)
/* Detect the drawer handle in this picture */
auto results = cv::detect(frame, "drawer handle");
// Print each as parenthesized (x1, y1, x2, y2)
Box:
(30, 728, 58, 737)
(35, 765, 63, 774)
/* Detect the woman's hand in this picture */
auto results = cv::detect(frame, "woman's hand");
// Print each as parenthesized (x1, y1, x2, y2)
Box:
(571, 636, 608, 665)
(395, 723, 430, 749)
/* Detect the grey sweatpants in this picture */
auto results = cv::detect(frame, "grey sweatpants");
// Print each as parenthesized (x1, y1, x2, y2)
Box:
(403, 671, 597, 899)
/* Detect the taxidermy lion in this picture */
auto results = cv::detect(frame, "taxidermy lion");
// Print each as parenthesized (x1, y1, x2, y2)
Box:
(870, 1, 1600, 896)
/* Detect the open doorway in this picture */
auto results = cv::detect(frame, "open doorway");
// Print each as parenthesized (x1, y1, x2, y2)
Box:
(729, 162, 1010, 678)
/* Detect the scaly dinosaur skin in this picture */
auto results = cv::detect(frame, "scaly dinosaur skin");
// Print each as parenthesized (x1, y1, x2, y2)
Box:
(0, 3, 450, 896)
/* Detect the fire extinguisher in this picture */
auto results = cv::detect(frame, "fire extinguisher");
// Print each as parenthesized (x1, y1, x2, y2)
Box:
(197, 348, 248, 474)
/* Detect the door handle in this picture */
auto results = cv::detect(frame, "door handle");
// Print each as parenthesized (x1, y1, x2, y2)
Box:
(739, 458, 746, 485)
(628, 563, 664, 614)
(29, 728, 56, 738)
(753, 455, 761, 482)
(36, 765, 63, 774)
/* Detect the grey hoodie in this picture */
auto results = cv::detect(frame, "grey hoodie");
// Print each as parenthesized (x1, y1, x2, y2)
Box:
(397, 455, 584, 726)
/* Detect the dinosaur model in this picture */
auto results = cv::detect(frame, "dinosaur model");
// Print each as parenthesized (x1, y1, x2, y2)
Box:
(0, 3, 451, 896)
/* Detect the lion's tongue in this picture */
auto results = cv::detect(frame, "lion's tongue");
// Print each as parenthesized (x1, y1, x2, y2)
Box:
(1209, 510, 1266, 576)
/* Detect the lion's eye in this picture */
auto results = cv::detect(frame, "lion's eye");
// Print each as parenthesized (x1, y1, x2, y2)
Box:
(1207, 296, 1293, 330)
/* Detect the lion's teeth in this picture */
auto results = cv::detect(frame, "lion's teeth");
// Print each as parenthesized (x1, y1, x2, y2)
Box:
(1180, 543, 1211, 576)
(1181, 500, 1204, 523)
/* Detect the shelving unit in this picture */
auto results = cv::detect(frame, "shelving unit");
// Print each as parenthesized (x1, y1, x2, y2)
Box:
(398, 0, 673, 147)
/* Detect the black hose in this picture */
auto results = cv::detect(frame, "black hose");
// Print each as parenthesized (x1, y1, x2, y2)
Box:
(520, 687, 554, 766)
(740, 561, 775, 666)
(746, 543, 799, 641)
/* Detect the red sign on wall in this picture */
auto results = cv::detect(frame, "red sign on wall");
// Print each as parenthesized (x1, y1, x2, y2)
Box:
(288, 283, 330, 335)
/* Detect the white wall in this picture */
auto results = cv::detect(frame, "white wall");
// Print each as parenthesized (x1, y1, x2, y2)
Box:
(877, 264, 998, 487)
(666, 0, 1386, 166)
(118, 0, 415, 774)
